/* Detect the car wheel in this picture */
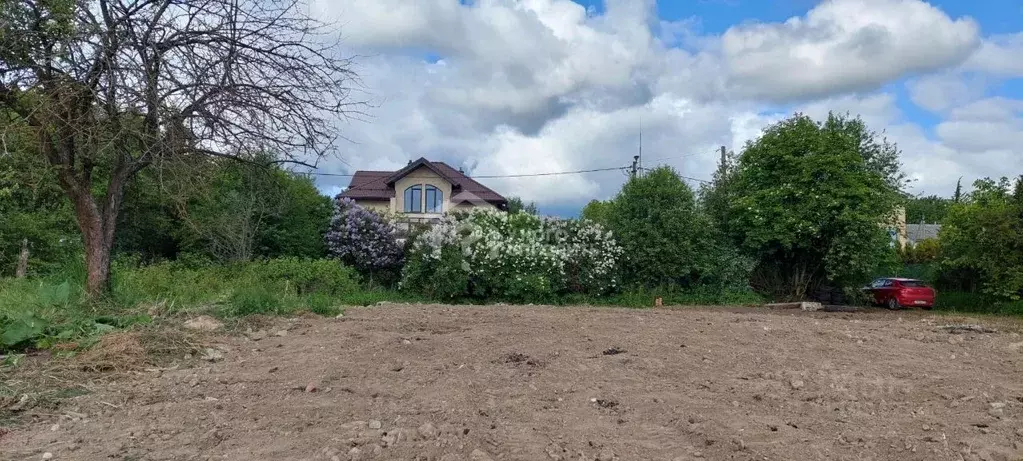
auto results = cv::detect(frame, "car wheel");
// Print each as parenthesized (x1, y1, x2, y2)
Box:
(887, 298, 900, 310)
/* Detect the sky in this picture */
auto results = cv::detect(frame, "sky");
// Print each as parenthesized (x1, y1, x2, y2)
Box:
(307, 0, 1023, 217)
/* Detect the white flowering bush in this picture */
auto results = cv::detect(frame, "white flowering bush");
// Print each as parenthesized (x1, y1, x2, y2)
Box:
(401, 209, 623, 302)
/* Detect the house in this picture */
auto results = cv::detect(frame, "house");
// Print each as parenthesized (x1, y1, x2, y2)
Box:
(889, 207, 942, 248)
(339, 158, 508, 217)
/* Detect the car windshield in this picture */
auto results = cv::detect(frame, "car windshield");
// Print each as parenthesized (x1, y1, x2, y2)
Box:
(900, 280, 927, 287)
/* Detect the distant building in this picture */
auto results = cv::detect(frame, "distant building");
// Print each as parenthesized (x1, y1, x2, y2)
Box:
(339, 157, 508, 217)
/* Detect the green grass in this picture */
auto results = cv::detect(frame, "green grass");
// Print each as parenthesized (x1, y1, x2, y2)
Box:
(559, 286, 764, 308)
(0, 257, 372, 353)
(7, 256, 1016, 354)
(932, 291, 1023, 316)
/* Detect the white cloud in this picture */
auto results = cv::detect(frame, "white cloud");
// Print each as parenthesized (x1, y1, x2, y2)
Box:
(965, 33, 1023, 77)
(937, 97, 1023, 154)
(721, 0, 980, 100)
(906, 73, 987, 113)
(308, 0, 1021, 212)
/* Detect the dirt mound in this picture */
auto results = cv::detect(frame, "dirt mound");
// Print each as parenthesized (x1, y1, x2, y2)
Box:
(3, 305, 1023, 460)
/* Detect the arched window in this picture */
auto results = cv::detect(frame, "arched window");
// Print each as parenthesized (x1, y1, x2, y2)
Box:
(425, 185, 443, 213)
(403, 185, 422, 213)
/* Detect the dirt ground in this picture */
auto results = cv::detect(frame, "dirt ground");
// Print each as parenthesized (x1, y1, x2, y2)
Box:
(3, 305, 1023, 461)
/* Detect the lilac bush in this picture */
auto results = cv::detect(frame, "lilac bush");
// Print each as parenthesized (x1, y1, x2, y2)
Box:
(325, 197, 403, 276)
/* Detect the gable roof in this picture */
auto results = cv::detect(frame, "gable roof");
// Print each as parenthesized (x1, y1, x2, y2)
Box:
(338, 159, 507, 206)
(384, 157, 461, 188)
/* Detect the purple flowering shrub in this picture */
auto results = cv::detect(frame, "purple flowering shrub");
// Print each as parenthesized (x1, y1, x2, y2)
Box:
(325, 197, 403, 277)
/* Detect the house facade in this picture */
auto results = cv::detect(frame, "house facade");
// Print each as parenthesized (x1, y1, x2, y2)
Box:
(888, 207, 942, 248)
(339, 158, 508, 217)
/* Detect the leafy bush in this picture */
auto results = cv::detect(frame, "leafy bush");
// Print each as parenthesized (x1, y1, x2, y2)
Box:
(0, 278, 141, 352)
(603, 167, 754, 291)
(325, 197, 403, 281)
(938, 177, 1023, 300)
(900, 238, 940, 264)
(402, 209, 622, 302)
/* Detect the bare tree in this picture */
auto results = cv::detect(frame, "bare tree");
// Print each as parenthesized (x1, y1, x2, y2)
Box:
(0, 0, 360, 296)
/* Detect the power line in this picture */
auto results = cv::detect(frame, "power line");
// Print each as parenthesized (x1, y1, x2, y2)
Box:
(636, 167, 711, 184)
(471, 166, 626, 178)
(303, 166, 628, 179)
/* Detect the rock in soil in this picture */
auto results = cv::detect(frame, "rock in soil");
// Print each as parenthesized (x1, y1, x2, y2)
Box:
(418, 422, 439, 440)
(470, 449, 494, 461)
(200, 348, 225, 362)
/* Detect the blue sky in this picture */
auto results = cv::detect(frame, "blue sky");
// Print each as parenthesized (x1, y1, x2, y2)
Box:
(313, 0, 1023, 217)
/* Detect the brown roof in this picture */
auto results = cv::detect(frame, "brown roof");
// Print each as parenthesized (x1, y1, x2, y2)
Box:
(339, 158, 507, 206)
(338, 170, 394, 200)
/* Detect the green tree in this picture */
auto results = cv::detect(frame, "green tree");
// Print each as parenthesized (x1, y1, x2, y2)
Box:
(939, 178, 1023, 299)
(170, 161, 330, 262)
(953, 178, 963, 203)
(726, 113, 905, 300)
(113, 158, 330, 263)
(1, 0, 360, 296)
(257, 172, 332, 259)
(0, 116, 79, 276)
(506, 196, 538, 215)
(580, 199, 613, 225)
(605, 167, 748, 289)
(906, 195, 952, 224)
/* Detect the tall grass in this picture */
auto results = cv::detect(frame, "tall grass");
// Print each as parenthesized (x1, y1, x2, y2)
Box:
(0, 257, 375, 352)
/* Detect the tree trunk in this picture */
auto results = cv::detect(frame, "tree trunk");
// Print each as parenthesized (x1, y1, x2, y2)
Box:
(15, 239, 29, 278)
(63, 170, 128, 299)
(82, 221, 114, 298)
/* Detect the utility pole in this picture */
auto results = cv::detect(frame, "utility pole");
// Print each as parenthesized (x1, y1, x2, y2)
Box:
(638, 128, 643, 175)
(715, 145, 728, 179)
(630, 155, 639, 179)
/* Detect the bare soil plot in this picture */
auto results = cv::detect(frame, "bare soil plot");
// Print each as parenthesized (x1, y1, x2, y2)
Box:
(3, 305, 1023, 461)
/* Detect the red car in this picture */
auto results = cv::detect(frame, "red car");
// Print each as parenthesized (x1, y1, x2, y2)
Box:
(864, 278, 936, 310)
